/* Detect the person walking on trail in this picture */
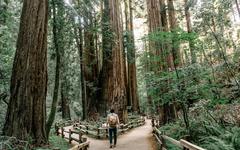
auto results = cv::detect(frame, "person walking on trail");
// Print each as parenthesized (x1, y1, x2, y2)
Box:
(107, 109, 120, 148)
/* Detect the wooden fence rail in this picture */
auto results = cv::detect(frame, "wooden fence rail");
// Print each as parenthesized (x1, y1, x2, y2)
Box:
(152, 119, 206, 150)
(72, 117, 145, 139)
(55, 126, 89, 150)
(54, 116, 145, 149)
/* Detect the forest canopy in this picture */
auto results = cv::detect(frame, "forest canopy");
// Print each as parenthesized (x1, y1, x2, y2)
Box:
(1, 0, 240, 149)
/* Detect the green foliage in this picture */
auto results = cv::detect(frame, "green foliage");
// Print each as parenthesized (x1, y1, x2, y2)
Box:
(35, 135, 70, 150)
(0, 0, 22, 131)
(159, 111, 240, 150)
(0, 136, 31, 150)
(48, 135, 71, 150)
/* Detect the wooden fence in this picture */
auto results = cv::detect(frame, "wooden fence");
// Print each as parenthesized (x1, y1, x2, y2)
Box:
(152, 119, 206, 150)
(55, 126, 90, 150)
(54, 116, 145, 149)
(73, 117, 145, 139)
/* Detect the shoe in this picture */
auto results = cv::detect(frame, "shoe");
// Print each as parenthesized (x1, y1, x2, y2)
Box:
(110, 145, 113, 148)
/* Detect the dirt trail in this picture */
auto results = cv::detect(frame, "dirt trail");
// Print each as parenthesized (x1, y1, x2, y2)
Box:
(67, 119, 156, 150)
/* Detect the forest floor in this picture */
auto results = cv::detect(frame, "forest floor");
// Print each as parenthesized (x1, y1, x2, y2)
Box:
(65, 119, 156, 150)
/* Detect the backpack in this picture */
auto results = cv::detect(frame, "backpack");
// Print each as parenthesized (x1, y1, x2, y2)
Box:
(109, 114, 117, 127)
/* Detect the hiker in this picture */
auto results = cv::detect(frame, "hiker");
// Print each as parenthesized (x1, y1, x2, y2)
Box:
(107, 109, 120, 148)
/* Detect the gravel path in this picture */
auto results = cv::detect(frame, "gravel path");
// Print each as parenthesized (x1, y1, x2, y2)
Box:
(64, 119, 156, 150)
(86, 119, 156, 150)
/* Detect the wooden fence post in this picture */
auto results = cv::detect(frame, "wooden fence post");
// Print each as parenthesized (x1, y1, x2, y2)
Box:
(69, 129, 72, 144)
(79, 132, 82, 143)
(61, 127, 64, 138)
(55, 124, 59, 136)
(97, 128, 100, 139)
(86, 126, 89, 134)
(121, 125, 124, 133)
(152, 118, 155, 127)
(106, 129, 108, 138)
(160, 135, 166, 150)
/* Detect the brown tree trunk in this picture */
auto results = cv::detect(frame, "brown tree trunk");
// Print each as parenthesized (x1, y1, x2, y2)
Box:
(99, 0, 112, 116)
(168, 0, 182, 66)
(61, 75, 71, 120)
(184, 0, 196, 64)
(84, 18, 99, 119)
(100, 0, 127, 122)
(146, 0, 177, 124)
(74, 17, 87, 120)
(160, 0, 174, 70)
(46, 0, 63, 136)
(3, 0, 48, 145)
(147, 0, 163, 71)
(60, 45, 71, 120)
(124, 0, 139, 113)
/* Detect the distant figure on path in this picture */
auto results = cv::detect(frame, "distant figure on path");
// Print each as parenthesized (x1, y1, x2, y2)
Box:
(107, 109, 120, 148)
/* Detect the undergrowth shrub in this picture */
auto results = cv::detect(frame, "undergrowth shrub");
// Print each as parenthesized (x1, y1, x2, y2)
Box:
(159, 113, 240, 150)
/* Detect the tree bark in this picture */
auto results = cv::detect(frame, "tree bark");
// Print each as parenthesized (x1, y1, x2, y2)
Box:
(147, 0, 163, 71)
(3, 0, 48, 145)
(124, 0, 139, 113)
(184, 0, 196, 64)
(74, 16, 87, 120)
(100, 0, 127, 122)
(46, 0, 63, 136)
(61, 74, 71, 120)
(160, 0, 174, 69)
(168, 0, 182, 66)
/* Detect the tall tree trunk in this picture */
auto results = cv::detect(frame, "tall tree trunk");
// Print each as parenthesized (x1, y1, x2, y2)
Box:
(46, 0, 64, 136)
(160, 0, 174, 69)
(61, 69, 71, 120)
(168, 0, 182, 66)
(124, 0, 139, 112)
(84, 18, 98, 119)
(184, 0, 196, 64)
(147, 0, 163, 71)
(74, 16, 87, 120)
(3, 0, 48, 145)
(100, 0, 127, 122)
(123, 0, 130, 112)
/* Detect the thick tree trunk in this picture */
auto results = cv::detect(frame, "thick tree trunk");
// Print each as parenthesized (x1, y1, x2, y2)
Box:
(160, 0, 174, 69)
(46, 0, 63, 136)
(146, 0, 177, 124)
(184, 0, 196, 64)
(72, 0, 88, 120)
(147, 0, 163, 71)
(124, 0, 139, 113)
(60, 47, 71, 120)
(3, 0, 48, 145)
(99, 0, 113, 116)
(168, 0, 182, 66)
(100, 0, 127, 122)
(61, 76, 71, 120)
(74, 18, 87, 120)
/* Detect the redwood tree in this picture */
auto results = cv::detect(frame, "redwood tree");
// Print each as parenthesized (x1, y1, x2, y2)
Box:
(124, 0, 139, 112)
(100, 0, 127, 122)
(3, 0, 48, 145)
(184, 0, 196, 64)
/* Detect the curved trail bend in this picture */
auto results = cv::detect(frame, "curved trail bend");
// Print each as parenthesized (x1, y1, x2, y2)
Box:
(67, 119, 156, 150)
